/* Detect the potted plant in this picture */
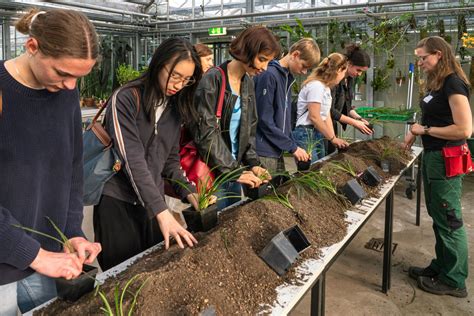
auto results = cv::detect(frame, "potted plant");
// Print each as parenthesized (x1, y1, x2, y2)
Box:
(170, 167, 244, 232)
(13, 217, 99, 302)
(116, 64, 142, 86)
(242, 172, 275, 200)
(326, 160, 366, 205)
(379, 145, 405, 175)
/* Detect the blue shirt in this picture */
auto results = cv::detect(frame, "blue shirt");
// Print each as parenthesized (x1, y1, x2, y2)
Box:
(229, 87, 241, 159)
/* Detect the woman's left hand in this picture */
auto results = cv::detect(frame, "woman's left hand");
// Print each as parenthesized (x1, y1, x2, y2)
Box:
(251, 166, 272, 182)
(68, 237, 102, 265)
(409, 123, 424, 136)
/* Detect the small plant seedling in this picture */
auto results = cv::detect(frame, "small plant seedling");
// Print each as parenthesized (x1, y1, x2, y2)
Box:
(98, 275, 150, 316)
(327, 160, 358, 177)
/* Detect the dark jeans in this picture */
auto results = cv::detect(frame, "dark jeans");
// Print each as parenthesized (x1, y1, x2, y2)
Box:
(94, 195, 164, 271)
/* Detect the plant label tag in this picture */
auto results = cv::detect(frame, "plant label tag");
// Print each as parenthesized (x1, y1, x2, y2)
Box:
(423, 95, 433, 103)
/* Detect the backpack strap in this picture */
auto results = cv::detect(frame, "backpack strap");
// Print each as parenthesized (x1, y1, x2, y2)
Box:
(215, 66, 226, 120)
(85, 87, 141, 148)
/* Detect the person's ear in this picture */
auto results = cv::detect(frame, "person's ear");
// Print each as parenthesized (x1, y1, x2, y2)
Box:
(25, 38, 40, 56)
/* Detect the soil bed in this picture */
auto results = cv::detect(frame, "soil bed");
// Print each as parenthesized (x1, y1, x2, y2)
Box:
(36, 137, 412, 315)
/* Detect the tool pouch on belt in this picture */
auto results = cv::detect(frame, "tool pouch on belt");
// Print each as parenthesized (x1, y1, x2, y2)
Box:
(441, 143, 473, 177)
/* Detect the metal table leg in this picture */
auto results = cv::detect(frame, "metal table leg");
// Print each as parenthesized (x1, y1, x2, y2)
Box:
(382, 189, 394, 293)
(416, 153, 423, 226)
(311, 272, 326, 316)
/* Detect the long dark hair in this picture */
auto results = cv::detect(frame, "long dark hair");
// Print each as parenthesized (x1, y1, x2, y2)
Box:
(344, 43, 370, 67)
(127, 38, 202, 123)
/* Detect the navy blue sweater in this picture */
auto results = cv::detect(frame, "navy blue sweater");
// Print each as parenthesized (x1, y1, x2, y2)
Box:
(254, 60, 297, 158)
(0, 61, 84, 285)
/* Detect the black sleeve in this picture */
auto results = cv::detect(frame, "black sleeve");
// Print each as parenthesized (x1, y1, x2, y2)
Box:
(444, 75, 470, 98)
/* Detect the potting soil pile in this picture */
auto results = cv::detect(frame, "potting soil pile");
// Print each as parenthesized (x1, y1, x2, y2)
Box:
(36, 137, 412, 315)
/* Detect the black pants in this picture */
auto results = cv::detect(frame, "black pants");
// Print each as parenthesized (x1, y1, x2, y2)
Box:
(93, 195, 164, 271)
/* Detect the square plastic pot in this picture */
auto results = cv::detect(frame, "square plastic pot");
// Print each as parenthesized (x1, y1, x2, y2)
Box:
(270, 175, 290, 188)
(259, 225, 311, 276)
(340, 178, 367, 205)
(56, 265, 98, 302)
(296, 160, 311, 172)
(243, 183, 272, 200)
(182, 204, 218, 233)
(361, 166, 382, 187)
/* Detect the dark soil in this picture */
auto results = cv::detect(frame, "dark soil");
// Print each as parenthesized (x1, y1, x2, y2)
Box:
(36, 137, 412, 315)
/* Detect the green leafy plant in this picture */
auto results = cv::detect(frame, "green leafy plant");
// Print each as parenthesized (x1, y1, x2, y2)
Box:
(98, 275, 149, 316)
(302, 127, 323, 159)
(169, 162, 245, 211)
(13, 216, 74, 253)
(116, 64, 144, 86)
(262, 186, 294, 210)
(327, 160, 358, 178)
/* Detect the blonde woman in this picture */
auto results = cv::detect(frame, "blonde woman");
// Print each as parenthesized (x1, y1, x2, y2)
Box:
(293, 53, 349, 162)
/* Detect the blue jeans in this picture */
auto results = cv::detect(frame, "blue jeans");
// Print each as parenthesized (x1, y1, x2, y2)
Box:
(17, 272, 57, 313)
(216, 181, 242, 210)
(292, 126, 326, 163)
(0, 281, 18, 316)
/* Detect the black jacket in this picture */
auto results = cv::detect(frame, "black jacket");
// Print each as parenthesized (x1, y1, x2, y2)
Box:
(189, 62, 260, 175)
(102, 86, 195, 218)
(331, 76, 354, 129)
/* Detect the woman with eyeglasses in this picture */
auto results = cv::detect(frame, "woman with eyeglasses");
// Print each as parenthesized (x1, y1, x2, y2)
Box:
(403, 36, 472, 298)
(93, 38, 203, 271)
(188, 26, 280, 210)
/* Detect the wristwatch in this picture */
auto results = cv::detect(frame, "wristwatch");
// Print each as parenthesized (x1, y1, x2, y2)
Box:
(423, 125, 431, 135)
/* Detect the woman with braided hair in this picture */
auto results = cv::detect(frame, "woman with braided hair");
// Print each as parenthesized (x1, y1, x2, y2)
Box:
(292, 53, 349, 163)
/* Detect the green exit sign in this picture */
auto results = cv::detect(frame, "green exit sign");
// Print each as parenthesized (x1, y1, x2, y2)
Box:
(208, 27, 227, 36)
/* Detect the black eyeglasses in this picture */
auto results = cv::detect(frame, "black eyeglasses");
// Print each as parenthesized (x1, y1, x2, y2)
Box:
(165, 68, 196, 87)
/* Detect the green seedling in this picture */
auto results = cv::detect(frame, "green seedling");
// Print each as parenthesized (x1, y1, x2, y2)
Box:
(12, 217, 103, 291)
(327, 160, 358, 177)
(262, 186, 294, 210)
(98, 275, 150, 316)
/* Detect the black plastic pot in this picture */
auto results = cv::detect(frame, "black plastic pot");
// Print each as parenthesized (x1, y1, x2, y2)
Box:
(270, 175, 290, 188)
(259, 225, 311, 276)
(361, 166, 382, 187)
(182, 204, 218, 233)
(340, 179, 367, 205)
(56, 264, 98, 302)
(243, 183, 272, 200)
(296, 160, 311, 171)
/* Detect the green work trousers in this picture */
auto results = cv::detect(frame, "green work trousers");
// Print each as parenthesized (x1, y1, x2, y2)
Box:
(422, 150, 468, 288)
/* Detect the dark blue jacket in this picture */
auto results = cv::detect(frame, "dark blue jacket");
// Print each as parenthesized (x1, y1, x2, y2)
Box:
(254, 60, 297, 158)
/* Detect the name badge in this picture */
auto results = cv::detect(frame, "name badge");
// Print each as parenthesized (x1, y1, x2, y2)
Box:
(423, 95, 433, 103)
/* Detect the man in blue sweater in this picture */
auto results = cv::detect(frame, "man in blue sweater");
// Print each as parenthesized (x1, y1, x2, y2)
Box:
(254, 38, 321, 172)
(0, 9, 101, 315)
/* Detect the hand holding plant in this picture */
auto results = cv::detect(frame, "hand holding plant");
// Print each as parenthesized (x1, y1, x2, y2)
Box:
(30, 248, 83, 280)
(156, 210, 198, 250)
(68, 237, 102, 265)
(237, 171, 263, 188)
(251, 166, 272, 182)
(293, 147, 311, 162)
(187, 193, 217, 211)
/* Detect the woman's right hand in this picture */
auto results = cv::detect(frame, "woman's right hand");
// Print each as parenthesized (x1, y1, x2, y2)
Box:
(293, 147, 311, 161)
(156, 210, 198, 250)
(30, 248, 83, 280)
(237, 171, 263, 188)
(331, 137, 349, 148)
